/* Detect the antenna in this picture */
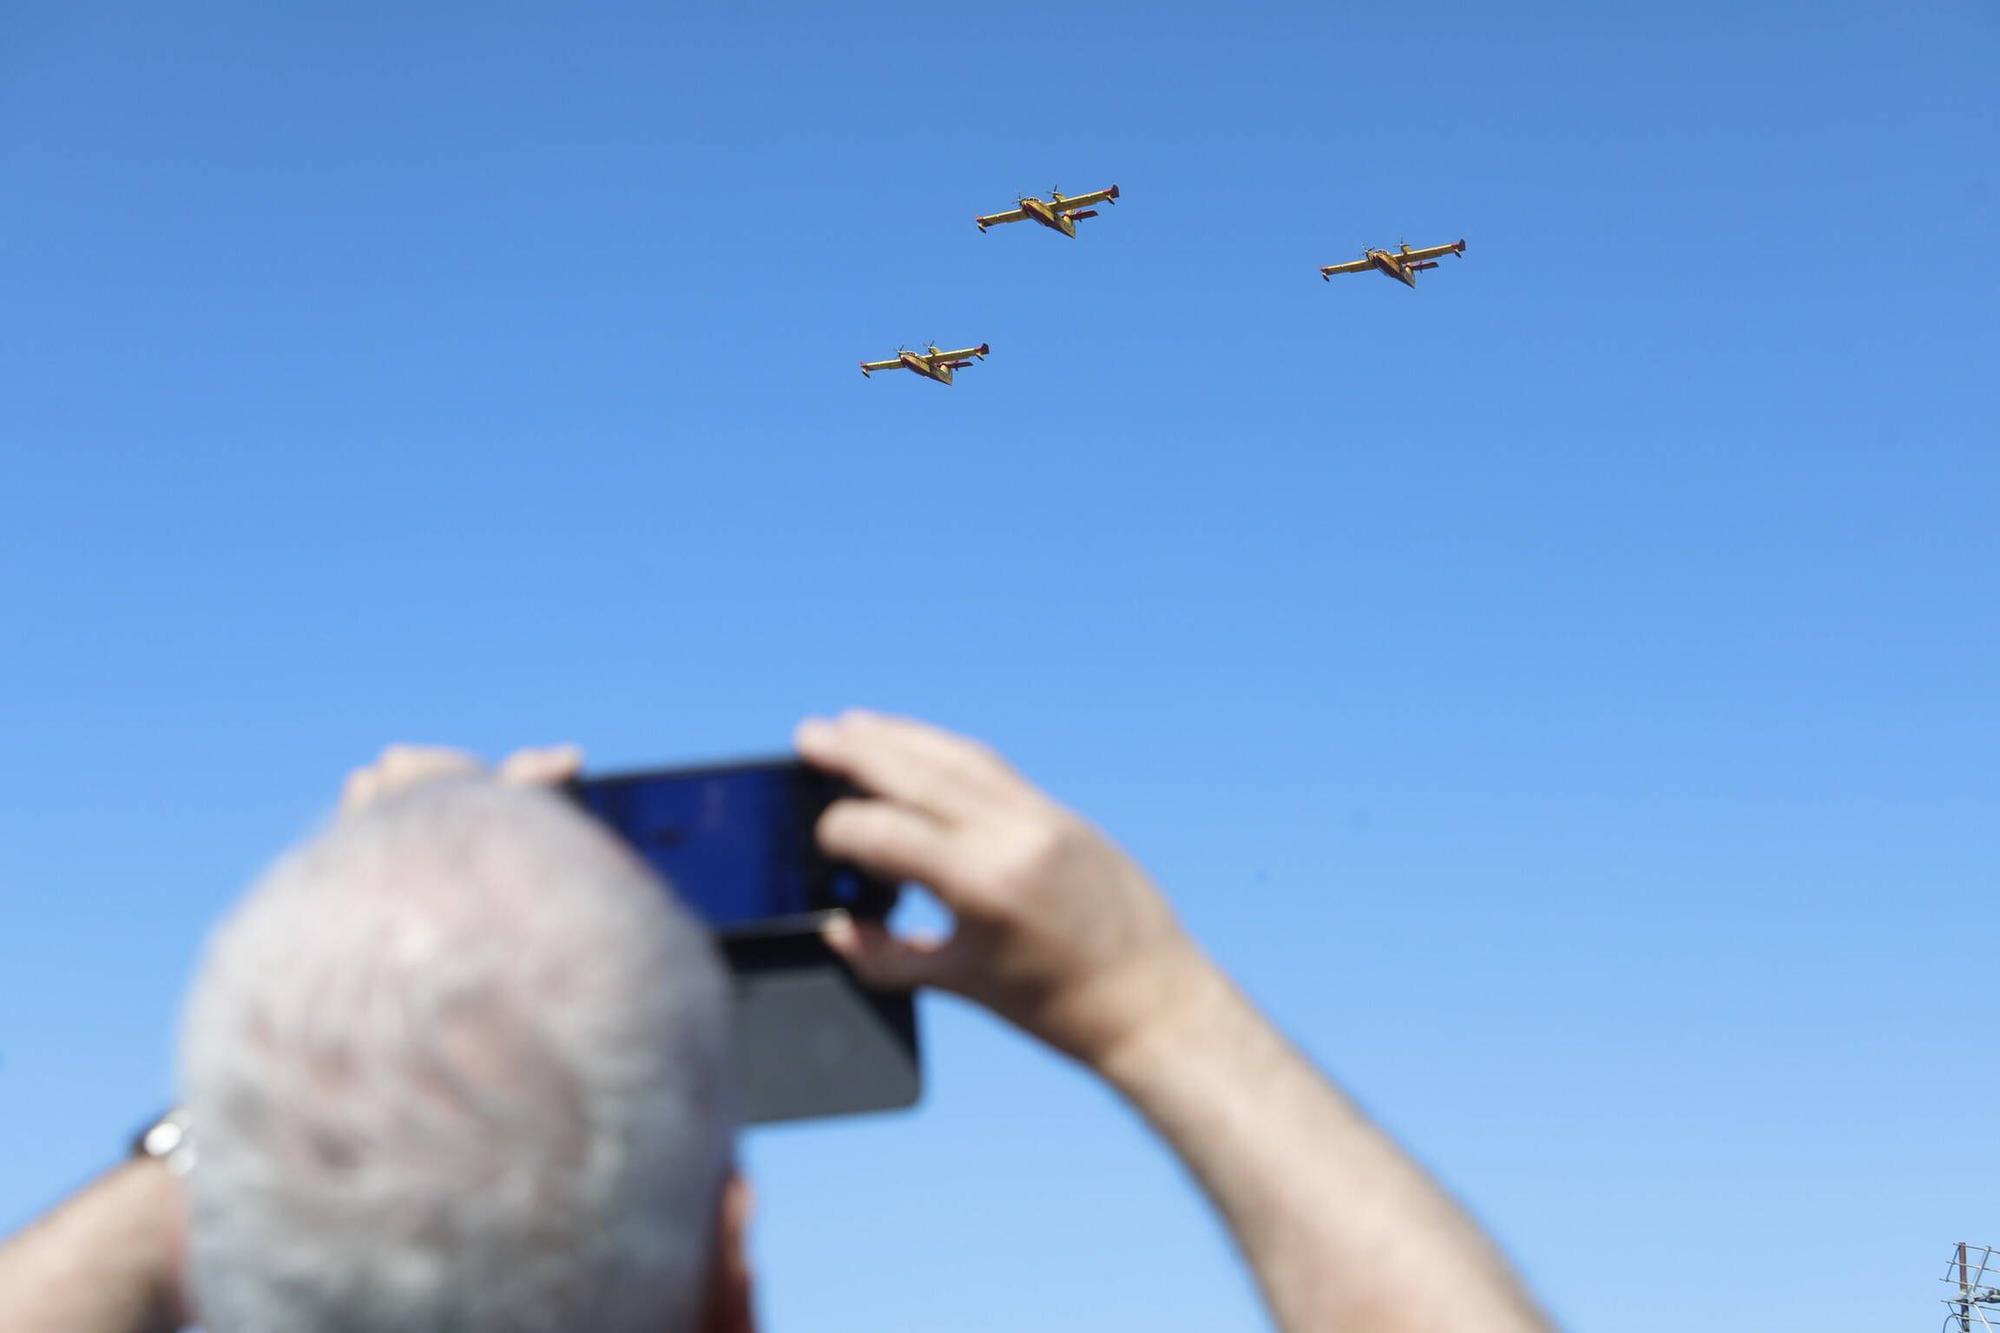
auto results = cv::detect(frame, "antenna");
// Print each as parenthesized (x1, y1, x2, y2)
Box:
(1943, 1244, 2000, 1333)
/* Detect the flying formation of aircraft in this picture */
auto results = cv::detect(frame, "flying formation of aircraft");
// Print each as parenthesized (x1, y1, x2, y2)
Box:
(975, 185, 1121, 238)
(863, 188, 1470, 381)
(859, 342, 991, 386)
(1319, 239, 1467, 287)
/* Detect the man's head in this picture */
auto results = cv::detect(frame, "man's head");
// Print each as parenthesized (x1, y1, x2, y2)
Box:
(180, 774, 744, 1332)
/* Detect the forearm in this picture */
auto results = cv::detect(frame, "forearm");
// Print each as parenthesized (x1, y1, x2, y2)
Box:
(1099, 959, 1551, 1333)
(795, 713, 1551, 1329)
(0, 1162, 187, 1333)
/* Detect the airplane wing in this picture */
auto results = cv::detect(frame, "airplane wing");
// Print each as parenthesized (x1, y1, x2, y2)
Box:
(860, 358, 904, 374)
(976, 208, 1029, 230)
(1399, 241, 1465, 263)
(933, 344, 988, 363)
(1319, 259, 1374, 277)
(1054, 186, 1117, 213)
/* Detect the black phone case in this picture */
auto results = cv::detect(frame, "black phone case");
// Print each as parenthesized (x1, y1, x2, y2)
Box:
(723, 929, 921, 1124)
(565, 759, 922, 1123)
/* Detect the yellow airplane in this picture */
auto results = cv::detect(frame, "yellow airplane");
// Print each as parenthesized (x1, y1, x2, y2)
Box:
(976, 185, 1120, 238)
(859, 342, 990, 385)
(1321, 239, 1467, 287)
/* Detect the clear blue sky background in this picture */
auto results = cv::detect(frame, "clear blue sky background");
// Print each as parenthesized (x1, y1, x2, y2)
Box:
(2, 1, 1994, 1328)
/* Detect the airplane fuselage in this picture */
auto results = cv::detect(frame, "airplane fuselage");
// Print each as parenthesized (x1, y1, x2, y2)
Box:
(1368, 250, 1418, 287)
(898, 350, 953, 384)
(1020, 197, 1078, 238)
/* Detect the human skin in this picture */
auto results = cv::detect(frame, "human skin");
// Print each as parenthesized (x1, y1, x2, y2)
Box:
(0, 1160, 187, 1333)
(799, 710, 1553, 1333)
(0, 742, 754, 1333)
(0, 718, 1551, 1333)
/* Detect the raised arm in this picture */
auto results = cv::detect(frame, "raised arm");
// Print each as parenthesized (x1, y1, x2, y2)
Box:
(798, 710, 1552, 1333)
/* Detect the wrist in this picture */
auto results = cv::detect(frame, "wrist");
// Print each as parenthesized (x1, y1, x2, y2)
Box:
(1090, 946, 1246, 1095)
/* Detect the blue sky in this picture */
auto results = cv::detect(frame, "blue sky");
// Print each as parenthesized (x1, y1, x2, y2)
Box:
(1, 1, 1995, 1327)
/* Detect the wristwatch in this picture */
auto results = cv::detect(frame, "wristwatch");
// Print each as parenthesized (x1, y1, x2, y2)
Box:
(132, 1108, 197, 1176)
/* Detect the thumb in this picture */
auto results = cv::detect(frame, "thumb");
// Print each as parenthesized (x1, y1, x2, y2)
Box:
(821, 913, 953, 992)
(498, 744, 585, 786)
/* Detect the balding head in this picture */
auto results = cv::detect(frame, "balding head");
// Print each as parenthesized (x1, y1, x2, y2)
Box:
(181, 777, 736, 1332)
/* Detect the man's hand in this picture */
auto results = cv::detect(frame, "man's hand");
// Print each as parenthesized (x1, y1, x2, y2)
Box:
(339, 743, 583, 814)
(801, 711, 1552, 1333)
(796, 710, 1213, 1069)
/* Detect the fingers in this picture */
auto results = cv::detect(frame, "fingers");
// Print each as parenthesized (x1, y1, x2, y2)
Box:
(815, 798, 956, 890)
(853, 713, 1021, 794)
(341, 745, 481, 814)
(822, 913, 955, 992)
(497, 744, 584, 787)
(343, 743, 582, 816)
(797, 712, 965, 818)
(796, 710, 1022, 821)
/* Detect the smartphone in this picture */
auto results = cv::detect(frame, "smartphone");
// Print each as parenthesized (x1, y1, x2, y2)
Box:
(566, 759, 899, 936)
(566, 758, 921, 1124)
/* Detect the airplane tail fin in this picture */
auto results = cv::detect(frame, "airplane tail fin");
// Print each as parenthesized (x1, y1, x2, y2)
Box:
(1066, 209, 1100, 222)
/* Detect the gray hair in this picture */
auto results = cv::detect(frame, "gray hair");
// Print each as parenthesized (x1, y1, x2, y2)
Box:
(180, 778, 736, 1333)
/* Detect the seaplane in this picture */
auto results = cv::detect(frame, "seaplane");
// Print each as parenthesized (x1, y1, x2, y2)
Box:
(975, 185, 1120, 238)
(859, 342, 990, 386)
(1320, 239, 1467, 287)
